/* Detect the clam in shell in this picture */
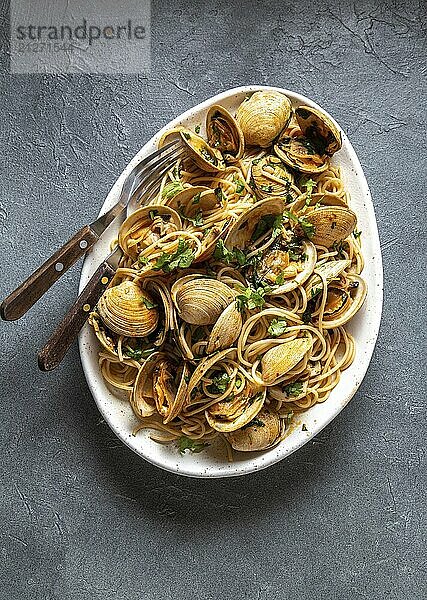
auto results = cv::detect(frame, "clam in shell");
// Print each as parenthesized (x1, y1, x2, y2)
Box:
(321, 275, 367, 329)
(305, 259, 351, 300)
(236, 91, 292, 148)
(251, 154, 297, 200)
(180, 128, 226, 173)
(205, 384, 266, 433)
(295, 105, 342, 156)
(171, 275, 235, 325)
(131, 351, 189, 423)
(261, 337, 312, 385)
(206, 104, 245, 163)
(118, 204, 182, 261)
(303, 206, 357, 248)
(225, 407, 284, 451)
(97, 280, 159, 338)
(206, 300, 242, 354)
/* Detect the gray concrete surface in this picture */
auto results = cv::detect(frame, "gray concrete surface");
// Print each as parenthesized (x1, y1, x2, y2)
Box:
(0, 1, 426, 598)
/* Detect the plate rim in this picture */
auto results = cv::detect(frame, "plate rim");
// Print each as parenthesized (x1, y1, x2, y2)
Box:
(78, 85, 383, 478)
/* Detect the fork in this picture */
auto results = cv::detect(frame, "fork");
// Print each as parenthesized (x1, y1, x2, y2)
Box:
(0, 140, 182, 322)
(37, 140, 183, 371)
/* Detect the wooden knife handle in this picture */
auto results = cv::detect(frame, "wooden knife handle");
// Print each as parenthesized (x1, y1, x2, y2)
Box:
(38, 260, 115, 372)
(0, 225, 99, 321)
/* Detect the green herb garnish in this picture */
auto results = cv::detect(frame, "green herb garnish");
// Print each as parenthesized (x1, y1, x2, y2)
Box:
(177, 435, 209, 454)
(242, 417, 265, 430)
(192, 192, 201, 205)
(236, 286, 268, 311)
(353, 229, 362, 239)
(138, 255, 149, 266)
(124, 346, 154, 361)
(154, 239, 195, 273)
(195, 124, 201, 134)
(268, 318, 287, 337)
(149, 209, 159, 220)
(206, 372, 231, 394)
(302, 424, 308, 431)
(141, 297, 157, 309)
(283, 382, 303, 397)
(161, 181, 184, 201)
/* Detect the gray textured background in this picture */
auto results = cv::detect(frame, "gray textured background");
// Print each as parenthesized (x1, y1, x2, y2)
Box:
(1, 1, 426, 599)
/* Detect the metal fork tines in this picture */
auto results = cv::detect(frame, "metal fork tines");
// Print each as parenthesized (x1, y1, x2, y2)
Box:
(0, 139, 183, 322)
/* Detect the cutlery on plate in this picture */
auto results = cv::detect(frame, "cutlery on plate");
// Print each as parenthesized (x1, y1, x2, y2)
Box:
(0, 140, 182, 322)
(37, 142, 182, 371)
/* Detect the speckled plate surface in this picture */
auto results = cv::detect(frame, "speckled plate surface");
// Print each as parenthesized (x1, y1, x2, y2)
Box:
(78, 86, 383, 478)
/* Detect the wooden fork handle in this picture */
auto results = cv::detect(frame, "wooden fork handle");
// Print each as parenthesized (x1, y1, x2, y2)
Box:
(38, 260, 115, 372)
(0, 225, 99, 321)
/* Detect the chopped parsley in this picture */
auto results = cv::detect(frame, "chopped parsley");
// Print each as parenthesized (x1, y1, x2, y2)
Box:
(251, 214, 284, 242)
(191, 192, 201, 205)
(124, 346, 155, 361)
(236, 286, 270, 311)
(332, 240, 347, 258)
(283, 382, 303, 397)
(213, 240, 249, 267)
(214, 186, 225, 201)
(149, 209, 159, 220)
(177, 435, 209, 454)
(242, 417, 265, 430)
(179, 208, 204, 226)
(353, 229, 362, 239)
(284, 411, 294, 427)
(235, 179, 246, 194)
(207, 372, 231, 394)
(161, 181, 184, 201)
(302, 424, 308, 431)
(195, 124, 201, 134)
(182, 131, 191, 140)
(138, 255, 149, 266)
(268, 318, 287, 337)
(284, 210, 315, 239)
(154, 239, 195, 273)
(141, 297, 157, 310)
(301, 178, 316, 205)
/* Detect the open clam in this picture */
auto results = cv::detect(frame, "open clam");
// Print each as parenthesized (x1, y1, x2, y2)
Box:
(294, 106, 342, 156)
(132, 351, 189, 423)
(206, 300, 242, 354)
(118, 205, 182, 261)
(261, 337, 312, 385)
(225, 407, 284, 451)
(302, 206, 357, 247)
(236, 91, 292, 147)
(274, 105, 342, 174)
(171, 274, 235, 325)
(225, 196, 286, 250)
(206, 104, 244, 163)
(180, 128, 226, 173)
(205, 383, 266, 433)
(251, 155, 298, 201)
(97, 280, 159, 338)
(320, 274, 367, 328)
(304, 259, 351, 300)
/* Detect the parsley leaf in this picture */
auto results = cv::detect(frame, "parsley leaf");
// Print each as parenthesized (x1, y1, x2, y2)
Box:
(353, 229, 362, 239)
(138, 255, 149, 266)
(236, 286, 269, 311)
(235, 179, 245, 194)
(283, 382, 303, 397)
(206, 372, 231, 394)
(179, 208, 204, 226)
(242, 417, 265, 430)
(161, 181, 184, 201)
(141, 297, 157, 309)
(268, 318, 287, 337)
(195, 124, 201, 134)
(302, 178, 316, 206)
(124, 346, 155, 361)
(192, 192, 201, 205)
(213, 240, 236, 264)
(284, 210, 315, 239)
(177, 436, 209, 454)
(251, 214, 284, 242)
(154, 239, 195, 273)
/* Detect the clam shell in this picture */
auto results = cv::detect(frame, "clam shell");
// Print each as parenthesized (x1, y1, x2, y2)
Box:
(131, 352, 189, 423)
(180, 128, 226, 173)
(225, 407, 284, 451)
(97, 280, 159, 338)
(206, 300, 242, 354)
(261, 337, 312, 385)
(165, 185, 217, 216)
(171, 275, 235, 325)
(269, 240, 317, 295)
(118, 205, 182, 261)
(305, 259, 351, 299)
(251, 154, 296, 200)
(236, 91, 292, 147)
(321, 275, 367, 328)
(274, 136, 329, 174)
(305, 206, 357, 247)
(290, 191, 348, 213)
(295, 105, 342, 156)
(205, 386, 266, 432)
(225, 196, 286, 250)
(186, 348, 236, 402)
(206, 104, 245, 163)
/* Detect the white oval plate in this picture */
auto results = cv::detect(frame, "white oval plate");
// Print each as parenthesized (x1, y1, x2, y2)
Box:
(78, 86, 383, 478)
